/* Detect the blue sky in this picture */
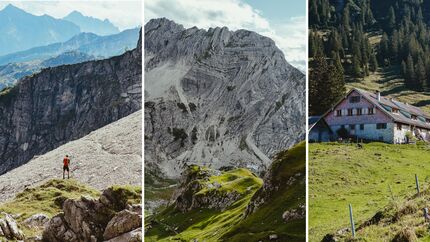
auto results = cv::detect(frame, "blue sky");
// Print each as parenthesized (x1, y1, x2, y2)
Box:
(0, 1, 141, 30)
(244, 0, 306, 21)
(145, 0, 306, 71)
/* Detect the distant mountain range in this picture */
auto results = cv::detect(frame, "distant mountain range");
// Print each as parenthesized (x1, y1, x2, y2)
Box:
(0, 4, 129, 56)
(0, 27, 140, 66)
(0, 27, 140, 89)
(63, 10, 120, 36)
(0, 4, 141, 90)
(0, 4, 80, 56)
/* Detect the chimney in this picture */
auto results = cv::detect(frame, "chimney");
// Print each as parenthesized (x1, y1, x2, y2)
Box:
(376, 91, 381, 101)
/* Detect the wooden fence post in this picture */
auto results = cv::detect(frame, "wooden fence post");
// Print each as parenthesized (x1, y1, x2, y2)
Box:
(416, 174, 420, 195)
(349, 204, 355, 237)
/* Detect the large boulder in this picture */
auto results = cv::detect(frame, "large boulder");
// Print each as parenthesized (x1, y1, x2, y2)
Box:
(43, 195, 115, 241)
(63, 195, 115, 238)
(42, 187, 141, 242)
(103, 209, 142, 240)
(105, 228, 142, 242)
(23, 213, 50, 229)
(42, 213, 78, 242)
(4, 213, 25, 240)
(0, 218, 11, 239)
(0, 213, 25, 240)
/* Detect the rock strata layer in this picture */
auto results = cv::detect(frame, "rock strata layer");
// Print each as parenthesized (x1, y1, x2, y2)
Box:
(144, 18, 305, 178)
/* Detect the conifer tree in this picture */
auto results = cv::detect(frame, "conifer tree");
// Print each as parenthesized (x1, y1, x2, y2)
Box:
(369, 52, 378, 72)
(379, 33, 389, 64)
(401, 60, 407, 76)
(309, 53, 345, 115)
(342, 4, 350, 31)
(406, 54, 415, 86)
(387, 7, 396, 31)
(415, 56, 426, 87)
(352, 55, 362, 77)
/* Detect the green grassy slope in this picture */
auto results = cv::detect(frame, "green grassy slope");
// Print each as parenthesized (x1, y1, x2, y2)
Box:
(224, 141, 306, 242)
(145, 168, 263, 241)
(0, 179, 100, 219)
(351, 192, 430, 241)
(145, 141, 306, 242)
(309, 142, 430, 241)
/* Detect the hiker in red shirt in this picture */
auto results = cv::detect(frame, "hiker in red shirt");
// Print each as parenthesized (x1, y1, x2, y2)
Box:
(63, 155, 70, 179)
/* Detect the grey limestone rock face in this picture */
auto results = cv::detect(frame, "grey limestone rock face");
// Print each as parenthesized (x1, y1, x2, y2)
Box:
(0, 29, 142, 174)
(144, 18, 305, 178)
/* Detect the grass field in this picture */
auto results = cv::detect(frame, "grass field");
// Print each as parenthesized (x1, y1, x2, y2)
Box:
(309, 142, 430, 241)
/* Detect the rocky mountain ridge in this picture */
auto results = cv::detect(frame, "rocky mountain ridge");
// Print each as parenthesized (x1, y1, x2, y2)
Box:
(144, 18, 305, 178)
(0, 29, 142, 175)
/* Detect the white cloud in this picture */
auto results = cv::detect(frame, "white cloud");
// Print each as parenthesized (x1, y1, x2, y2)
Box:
(0, 1, 142, 30)
(144, 0, 306, 71)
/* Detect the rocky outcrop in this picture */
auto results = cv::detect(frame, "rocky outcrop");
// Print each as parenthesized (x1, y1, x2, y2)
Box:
(0, 29, 142, 174)
(0, 213, 25, 240)
(42, 187, 142, 242)
(172, 165, 245, 212)
(175, 182, 241, 212)
(144, 18, 305, 178)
